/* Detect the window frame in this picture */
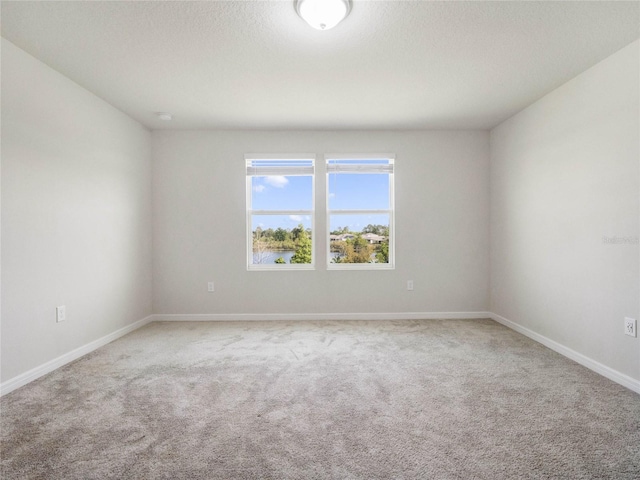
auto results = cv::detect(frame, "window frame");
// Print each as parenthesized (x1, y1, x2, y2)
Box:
(325, 154, 395, 270)
(245, 154, 316, 271)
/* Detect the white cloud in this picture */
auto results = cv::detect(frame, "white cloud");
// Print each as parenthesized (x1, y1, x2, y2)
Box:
(253, 185, 266, 193)
(328, 193, 336, 198)
(264, 176, 289, 188)
(289, 215, 302, 222)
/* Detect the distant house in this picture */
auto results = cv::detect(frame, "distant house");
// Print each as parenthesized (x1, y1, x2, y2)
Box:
(331, 233, 386, 243)
(330, 233, 355, 241)
(362, 233, 386, 244)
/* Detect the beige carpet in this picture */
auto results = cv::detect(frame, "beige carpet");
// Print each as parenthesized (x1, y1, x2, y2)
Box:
(2, 319, 639, 479)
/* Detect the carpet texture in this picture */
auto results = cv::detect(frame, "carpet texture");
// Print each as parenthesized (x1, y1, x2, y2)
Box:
(1, 319, 639, 479)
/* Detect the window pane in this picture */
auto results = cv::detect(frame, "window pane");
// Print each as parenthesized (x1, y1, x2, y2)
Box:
(251, 215, 312, 265)
(251, 175, 312, 211)
(328, 173, 389, 210)
(329, 214, 390, 264)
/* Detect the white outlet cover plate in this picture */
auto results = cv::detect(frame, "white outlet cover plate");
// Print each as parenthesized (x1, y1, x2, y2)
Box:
(624, 317, 636, 337)
(56, 306, 66, 323)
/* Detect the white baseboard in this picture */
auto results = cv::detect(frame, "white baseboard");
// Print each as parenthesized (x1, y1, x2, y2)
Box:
(490, 313, 640, 395)
(152, 312, 492, 322)
(0, 315, 154, 397)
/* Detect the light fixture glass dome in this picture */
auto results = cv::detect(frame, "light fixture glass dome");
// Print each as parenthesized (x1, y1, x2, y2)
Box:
(296, 0, 351, 31)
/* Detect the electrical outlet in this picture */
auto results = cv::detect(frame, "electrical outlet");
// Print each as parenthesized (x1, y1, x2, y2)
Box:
(624, 317, 636, 337)
(207, 282, 215, 292)
(407, 280, 414, 291)
(56, 306, 66, 323)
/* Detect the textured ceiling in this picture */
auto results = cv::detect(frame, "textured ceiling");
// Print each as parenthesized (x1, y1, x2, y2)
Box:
(1, 1, 639, 130)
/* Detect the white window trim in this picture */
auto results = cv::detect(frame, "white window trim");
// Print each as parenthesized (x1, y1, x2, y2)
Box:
(326, 154, 395, 270)
(245, 154, 316, 271)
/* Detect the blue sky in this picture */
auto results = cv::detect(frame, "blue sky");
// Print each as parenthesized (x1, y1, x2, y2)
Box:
(251, 173, 390, 232)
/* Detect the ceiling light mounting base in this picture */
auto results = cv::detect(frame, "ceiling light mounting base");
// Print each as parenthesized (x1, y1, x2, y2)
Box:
(295, 0, 351, 31)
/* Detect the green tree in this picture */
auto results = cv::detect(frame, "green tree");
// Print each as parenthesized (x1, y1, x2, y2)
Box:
(333, 235, 372, 263)
(362, 224, 388, 236)
(273, 227, 288, 242)
(350, 235, 372, 263)
(291, 224, 304, 242)
(263, 228, 275, 239)
(330, 226, 350, 235)
(376, 240, 389, 263)
(275, 257, 286, 264)
(290, 224, 312, 264)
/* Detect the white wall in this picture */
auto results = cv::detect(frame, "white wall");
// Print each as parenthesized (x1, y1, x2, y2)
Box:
(1, 39, 153, 383)
(153, 130, 490, 317)
(490, 40, 640, 382)
(2, 33, 637, 394)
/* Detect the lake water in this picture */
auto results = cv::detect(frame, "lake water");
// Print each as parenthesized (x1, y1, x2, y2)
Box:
(253, 250, 341, 264)
(253, 250, 296, 264)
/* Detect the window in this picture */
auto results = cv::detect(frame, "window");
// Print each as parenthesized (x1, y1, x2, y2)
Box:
(326, 155, 394, 269)
(246, 155, 315, 270)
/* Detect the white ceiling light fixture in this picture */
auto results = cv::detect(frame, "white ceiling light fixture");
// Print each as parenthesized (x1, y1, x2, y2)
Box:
(295, 0, 351, 31)
(156, 112, 173, 121)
